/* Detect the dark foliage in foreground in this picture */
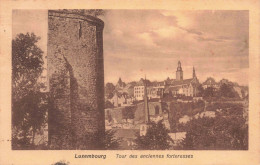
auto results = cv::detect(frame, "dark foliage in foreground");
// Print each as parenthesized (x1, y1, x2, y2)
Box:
(134, 120, 173, 150)
(12, 33, 48, 149)
(52, 160, 70, 165)
(181, 115, 248, 150)
(79, 129, 122, 150)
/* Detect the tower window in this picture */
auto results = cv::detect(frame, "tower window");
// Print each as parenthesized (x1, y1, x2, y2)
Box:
(79, 22, 82, 39)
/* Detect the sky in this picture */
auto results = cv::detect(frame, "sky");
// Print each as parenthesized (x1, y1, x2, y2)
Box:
(12, 10, 249, 86)
(12, 10, 48, 69)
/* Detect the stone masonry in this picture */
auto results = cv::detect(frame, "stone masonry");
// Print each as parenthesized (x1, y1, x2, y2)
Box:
(47, 10, 105, 149)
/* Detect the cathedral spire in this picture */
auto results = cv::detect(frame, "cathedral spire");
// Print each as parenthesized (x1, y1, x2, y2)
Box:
(193, 66, 196, 79)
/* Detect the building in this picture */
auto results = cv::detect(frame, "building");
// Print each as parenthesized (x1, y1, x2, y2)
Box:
(134, 78, 150, 101)
(165, 61, 199, 97)
(202, 77, 219, 90)
(115, 77, 126, 89)
(134, 79, 164, 101)
(134, 61, 199, 98)
(147, 86, 164, 100)
(166, 78, 199, 97)
(109, 92, 133, 107)
(134, 86, 145, 101)
(109, 92, 126, 107)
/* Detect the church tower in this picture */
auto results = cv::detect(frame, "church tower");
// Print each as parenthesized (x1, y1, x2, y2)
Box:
(176, 61, 183, 81)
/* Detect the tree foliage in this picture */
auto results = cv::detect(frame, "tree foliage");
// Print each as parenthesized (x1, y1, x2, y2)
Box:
(80, 130, 121, 150)
(12, 33, 47, 149)
(197, 84, 204, 97)
(134, 121, 173, 150)
(52, 160, 70, 165)
(105, 100, 114, 109)
(168, 101, 205, 132)
(161, 102, 169, 111)
(181, 115, 248, 150)
(219, 83, 237, 98)
(12, 33, 44, 100)
(105, 82, 115, 99)
(122, 106, 135, 121)
(203, 87, 215, 98)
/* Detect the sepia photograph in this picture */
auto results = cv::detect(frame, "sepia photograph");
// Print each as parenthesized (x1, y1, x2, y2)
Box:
(11, 9, 249, 151)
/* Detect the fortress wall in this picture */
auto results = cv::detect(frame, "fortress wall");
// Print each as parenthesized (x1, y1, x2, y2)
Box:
(47, 10, 105, 149)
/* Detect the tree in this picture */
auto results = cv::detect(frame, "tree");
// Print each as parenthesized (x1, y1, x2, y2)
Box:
(122, 106, 135, 122)
(197, 84, 204, 97)
(105, 100, 114, 109)
(134, 120, 173, 150)
(181, 117, 216, 150)
(12, 33, 47, 149)
(80, 130, 121, 150)
(203, 87, 215, 98)
(12, 33, 44, 100)
(161, 102, 169, 111)
(219, 83, 236, 98)
(168, 102, 184, 132)
(181, 115, 248, 150)
(105, 82, 115, 99)
(52, 160, 70, 165)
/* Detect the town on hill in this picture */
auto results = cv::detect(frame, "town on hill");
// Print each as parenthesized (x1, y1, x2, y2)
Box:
(104, 61, 248, 150)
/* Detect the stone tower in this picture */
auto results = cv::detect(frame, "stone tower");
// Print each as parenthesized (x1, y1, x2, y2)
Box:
(140, 76, 150, 136)
(143, 76, 150, 124)
(176, 61, 183, 81)
(47, 10, 105, 149)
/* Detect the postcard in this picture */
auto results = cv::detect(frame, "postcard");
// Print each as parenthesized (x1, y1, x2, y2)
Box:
(0, 0, 259, 165)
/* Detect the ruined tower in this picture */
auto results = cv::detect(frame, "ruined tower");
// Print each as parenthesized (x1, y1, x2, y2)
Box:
(47, 10, 105, 149)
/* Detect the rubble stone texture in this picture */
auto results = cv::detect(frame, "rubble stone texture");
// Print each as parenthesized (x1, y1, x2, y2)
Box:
(47, 10, 105, 149)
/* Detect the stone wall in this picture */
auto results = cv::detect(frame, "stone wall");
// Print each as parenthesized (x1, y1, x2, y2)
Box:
(48, 10, 105, 149)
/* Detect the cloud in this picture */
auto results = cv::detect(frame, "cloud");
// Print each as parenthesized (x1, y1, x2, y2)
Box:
(101, 10, 248, 85)
(12, 10, 248, 85)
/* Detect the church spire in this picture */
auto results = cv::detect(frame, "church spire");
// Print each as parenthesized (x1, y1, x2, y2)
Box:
(178, 61, 181, 67)
(177, 61, 182, 71)
(193, 66, 196, 79)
